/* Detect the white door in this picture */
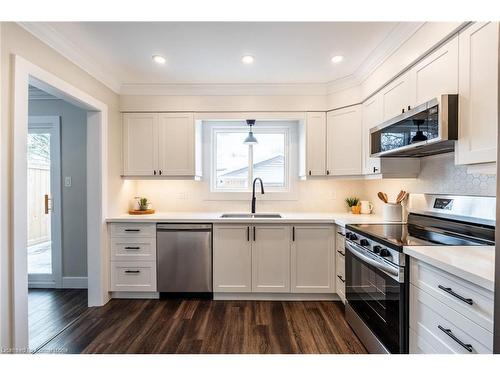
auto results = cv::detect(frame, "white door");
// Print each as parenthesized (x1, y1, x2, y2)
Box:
(306, 112, 327, 176)
(27, 116, 62, 288)
(213, 225, 252, 292)
(409, 36, 459, 107)
(122, 113, 158, 176)
(381, 72, 412, 121)
(326, 106, 362, 176)
(456, 22, 499, 165)
(158, 113, 195, 176)
(362, 94, 383, 174)
(251, 225, 290, 293)
(291, 225, 335, 293)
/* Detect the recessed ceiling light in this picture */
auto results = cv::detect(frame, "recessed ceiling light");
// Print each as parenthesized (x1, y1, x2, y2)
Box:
(241, 55, 255, 64)
(331, 55, 344, 64)
(152, 55, 166, 65)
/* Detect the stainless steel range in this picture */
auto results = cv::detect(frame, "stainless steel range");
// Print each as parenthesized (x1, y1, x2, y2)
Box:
(344, 194, 495, 354)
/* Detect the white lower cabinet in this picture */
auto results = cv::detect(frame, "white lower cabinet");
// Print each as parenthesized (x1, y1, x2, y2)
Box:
(109, 223, 157, 292)
(213, 225, 252, 292)
(291, 225, 335, 293)
(335, 226, 346, 303)
(252, 225, 291, 293)
(214, 224, 336, 295)
(409, 259, 494, 354)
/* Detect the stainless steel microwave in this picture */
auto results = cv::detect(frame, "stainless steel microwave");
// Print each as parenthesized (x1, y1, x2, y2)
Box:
(370, 94, 458, 157)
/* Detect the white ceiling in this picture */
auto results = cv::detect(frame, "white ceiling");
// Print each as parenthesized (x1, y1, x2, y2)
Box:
(21, 22, 422, 93)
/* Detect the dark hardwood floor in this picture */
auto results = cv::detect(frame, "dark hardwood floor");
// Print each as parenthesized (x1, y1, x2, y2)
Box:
(29, 288, 89, 352)
(37, 298, 367, 354)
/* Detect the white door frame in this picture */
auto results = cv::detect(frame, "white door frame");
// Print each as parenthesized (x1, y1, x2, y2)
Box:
(12, 55, 109, 349)
(27, 116, 63, 288)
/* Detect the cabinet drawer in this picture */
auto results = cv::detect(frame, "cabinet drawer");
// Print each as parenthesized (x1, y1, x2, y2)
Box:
(111, 238, 156, 261)
(110, 223, 156, 238)
(336, 250, 345, 279)
(410, 285, 492, 353)
(110, 261, 157, 292)
(409, 328, 439, 354)
(410, 260, 494, 332)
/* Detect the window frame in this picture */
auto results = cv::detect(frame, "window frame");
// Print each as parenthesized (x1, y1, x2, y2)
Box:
(210, 125, 290, 193)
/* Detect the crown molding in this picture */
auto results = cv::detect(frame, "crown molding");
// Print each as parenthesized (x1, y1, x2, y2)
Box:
(120, 82, 329, 96)
(18, 22, 122, 94)
(19, 21, 423, 97)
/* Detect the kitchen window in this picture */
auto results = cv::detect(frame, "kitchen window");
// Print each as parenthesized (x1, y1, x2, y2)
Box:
(206, 121, 296, 195)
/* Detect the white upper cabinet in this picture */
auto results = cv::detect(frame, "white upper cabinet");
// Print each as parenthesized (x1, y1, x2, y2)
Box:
(326, 106, 362, 176)
(158, 113, 196, 176)
(122, 112, 201, 177)
(456, 22, 499, 165)
(362, 94, 383, 174)
(409, 36, 459, 107)
(251, 225, 291, 293)
(305, 112, 327, 176)
(122, 113, 158, 176)
(291, 225, 335, 293)
(380, 71, 412, 122)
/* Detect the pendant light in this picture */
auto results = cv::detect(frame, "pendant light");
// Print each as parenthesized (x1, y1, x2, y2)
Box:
(244, 119, 258, 145)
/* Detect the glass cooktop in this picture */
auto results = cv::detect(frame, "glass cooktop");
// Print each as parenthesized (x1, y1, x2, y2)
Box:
(346, 223, 492, 251)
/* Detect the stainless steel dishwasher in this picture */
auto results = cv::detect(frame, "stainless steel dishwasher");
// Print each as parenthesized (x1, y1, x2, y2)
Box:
(157, 223, 213, 295)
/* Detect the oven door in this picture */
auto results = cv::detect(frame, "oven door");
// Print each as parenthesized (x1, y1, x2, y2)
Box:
(345, 240, 407, 353)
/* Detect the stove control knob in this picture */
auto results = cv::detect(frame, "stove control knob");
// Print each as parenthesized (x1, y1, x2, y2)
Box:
(373, 245, 382, 254)
(360, 239, 369, 246)
(379, 248, 390, 257)
(349, 233, 358, 241)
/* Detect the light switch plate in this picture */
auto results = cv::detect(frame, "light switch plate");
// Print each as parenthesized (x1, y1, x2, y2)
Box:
(64, 176, 72, 187)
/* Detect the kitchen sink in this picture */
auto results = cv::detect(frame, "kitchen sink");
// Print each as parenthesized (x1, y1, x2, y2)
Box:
(220, 213, 282, 218)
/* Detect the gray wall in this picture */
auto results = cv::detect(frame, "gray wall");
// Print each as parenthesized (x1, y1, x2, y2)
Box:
(28, 99, 87, 278)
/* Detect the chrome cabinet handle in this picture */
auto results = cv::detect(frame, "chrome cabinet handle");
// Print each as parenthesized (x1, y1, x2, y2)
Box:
(438, 325, 473, 352)
(124, 229, 140, 232)
(292, 226, 295, 241)
(438, 285, 473, 305)
(253, 226, 256, 241)
(337, 250, 345, 256)
(124, 246, 140, 250)
(337, 275, 345, 283)
(336, 231, 344, 236)
(308, 170, 312, 176)
(124, 270, 140, 274)
(247, 226, 250, 242)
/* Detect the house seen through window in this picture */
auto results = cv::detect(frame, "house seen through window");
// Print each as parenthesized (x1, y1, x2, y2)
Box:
(212, 125, 289, 192)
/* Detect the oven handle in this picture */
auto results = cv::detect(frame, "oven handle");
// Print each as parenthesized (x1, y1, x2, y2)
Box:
(345, 240, 403, 283)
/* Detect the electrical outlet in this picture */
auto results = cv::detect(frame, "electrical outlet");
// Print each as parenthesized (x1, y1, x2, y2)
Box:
(64, 176, 72, 187)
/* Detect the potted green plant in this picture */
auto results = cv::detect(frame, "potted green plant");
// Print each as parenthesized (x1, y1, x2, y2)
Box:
(139, 197, 149, 211)
(345, 197, 361, 214)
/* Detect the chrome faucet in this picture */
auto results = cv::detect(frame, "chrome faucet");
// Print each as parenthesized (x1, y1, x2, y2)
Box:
(251, 178, 264, 214)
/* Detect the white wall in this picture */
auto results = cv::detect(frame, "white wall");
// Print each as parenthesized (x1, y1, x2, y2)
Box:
(0, 22, 133, 349)
(28, 99, 88, 278)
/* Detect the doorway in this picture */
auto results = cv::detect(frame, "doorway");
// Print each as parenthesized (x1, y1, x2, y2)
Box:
(11, 55, 109, 351)
(27, 116, 62, 288)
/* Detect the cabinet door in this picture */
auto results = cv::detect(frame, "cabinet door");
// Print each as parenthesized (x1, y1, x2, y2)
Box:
(122, 113, 158, 176)
(326, 106, 362, 176)
(252, 225, 291, 293)
(456, 22, 499, 165)
(291, 225, 335, 293)
(409, 36, 458, 107)
(158, 113, 195, 175)
(362, 94, 382, 174)
(380, 72, 411, 121)
(213, 225, 252, 292)
(306, 112, 327, 176)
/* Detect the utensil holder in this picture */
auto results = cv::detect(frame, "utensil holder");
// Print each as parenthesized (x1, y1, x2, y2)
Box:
(383, 203, 402, 222)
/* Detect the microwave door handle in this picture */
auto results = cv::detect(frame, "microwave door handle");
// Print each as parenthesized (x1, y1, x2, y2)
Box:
(345, 241, 402, 283)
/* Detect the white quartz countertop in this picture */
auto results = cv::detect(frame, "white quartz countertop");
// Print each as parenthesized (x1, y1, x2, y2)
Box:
(404, 245, 495, 291)
(106, 211, 400, 226)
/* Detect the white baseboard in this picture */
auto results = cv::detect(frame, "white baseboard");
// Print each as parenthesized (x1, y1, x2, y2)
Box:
(62, 277, 88, 289)
(213, 292, 340, 301)
(111, 291, 159, 299)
